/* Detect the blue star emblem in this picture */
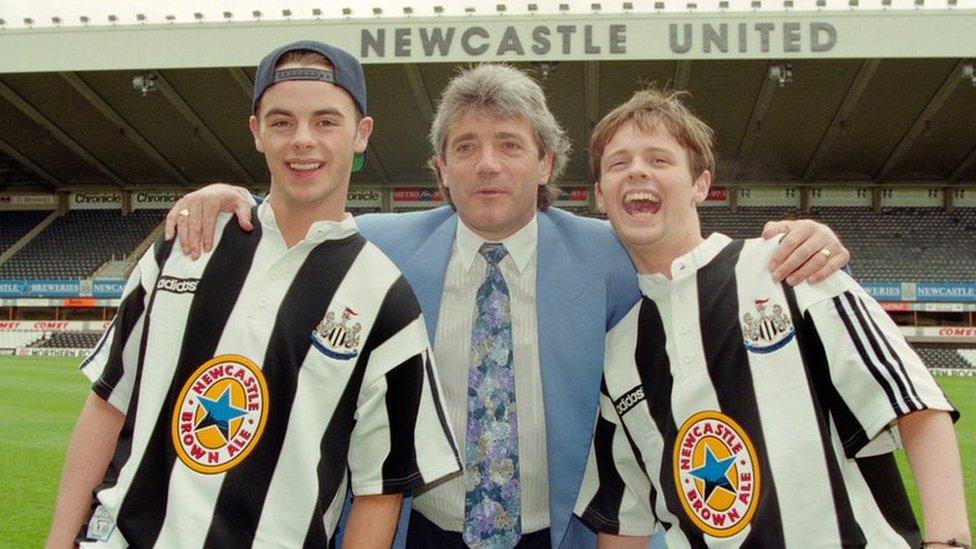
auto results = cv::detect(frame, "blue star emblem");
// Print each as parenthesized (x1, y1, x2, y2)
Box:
(194, 386, 247, 443)
(689, 445, 737, 502)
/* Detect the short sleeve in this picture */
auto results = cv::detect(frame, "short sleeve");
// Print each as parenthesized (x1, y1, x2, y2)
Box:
(795, 275, 957, 458)
(81, 238, 168, 412)
(575, 383, 658, 537)
(347, 277, 461, 495)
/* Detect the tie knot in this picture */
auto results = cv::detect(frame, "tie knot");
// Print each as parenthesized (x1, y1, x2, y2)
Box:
(479, 243, 508, 266)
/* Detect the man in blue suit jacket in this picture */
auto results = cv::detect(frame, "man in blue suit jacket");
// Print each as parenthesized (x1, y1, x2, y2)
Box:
(166, 64, 847, 548)
(356, 205, 640, 548)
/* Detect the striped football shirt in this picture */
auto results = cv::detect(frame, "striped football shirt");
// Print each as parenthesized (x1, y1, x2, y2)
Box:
(575, 233, 956, 548)
(80, 203, 460, 547)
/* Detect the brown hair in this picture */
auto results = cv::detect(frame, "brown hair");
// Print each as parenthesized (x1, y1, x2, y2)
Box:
(276, 50, 333, 70)
(589, 87, 715, 182)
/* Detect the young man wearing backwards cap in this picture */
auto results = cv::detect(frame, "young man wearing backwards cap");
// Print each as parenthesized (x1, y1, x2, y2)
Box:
(46, 40, 460, 548)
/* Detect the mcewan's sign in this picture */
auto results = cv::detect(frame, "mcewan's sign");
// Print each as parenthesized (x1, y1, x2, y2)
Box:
(359, 19, 839, 60)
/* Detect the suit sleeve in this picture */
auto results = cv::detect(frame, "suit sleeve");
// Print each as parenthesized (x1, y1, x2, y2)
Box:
(80, 237, 169, 413)
(575, 382, 658, 536)
(794, 273, 957, 458)
(347, 277, 461, 496)
(603, 231, 641, 332)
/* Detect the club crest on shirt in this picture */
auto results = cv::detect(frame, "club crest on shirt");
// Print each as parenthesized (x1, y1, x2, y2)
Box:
(741, 298, 795, 354)
(171, 354, 269, 474)
(673, 411, 760, 538)
(310, 307, 362, 360)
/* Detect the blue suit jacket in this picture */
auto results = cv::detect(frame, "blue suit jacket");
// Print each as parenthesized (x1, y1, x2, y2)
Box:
(355, 206, 641, 548)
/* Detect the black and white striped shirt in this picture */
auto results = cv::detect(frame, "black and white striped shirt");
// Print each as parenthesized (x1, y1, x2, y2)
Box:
(80, 203, 461, 548)
(575, 233, 956, 548)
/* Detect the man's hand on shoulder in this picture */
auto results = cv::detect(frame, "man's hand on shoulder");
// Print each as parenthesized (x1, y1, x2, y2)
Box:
(164, 184, 253, 260)
(762, 219, 850, 286)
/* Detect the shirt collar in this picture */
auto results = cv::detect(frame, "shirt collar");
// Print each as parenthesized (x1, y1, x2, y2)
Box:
(638, 232, 732, 298)
(455, 214, 538, 274)
(257, 201, 359, 244)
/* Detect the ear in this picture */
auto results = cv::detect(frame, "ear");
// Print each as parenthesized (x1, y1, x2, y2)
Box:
(692, 170, 711, 205)
(539, 150, 555, 187)
(248, 115, 263, 154)
(435, 155, 449, 187)
(594, 180, 606, 213)
(354, 116, 374, 153)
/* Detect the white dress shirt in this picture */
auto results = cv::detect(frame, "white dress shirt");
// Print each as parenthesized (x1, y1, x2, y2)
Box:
(413, 215, 550, 534)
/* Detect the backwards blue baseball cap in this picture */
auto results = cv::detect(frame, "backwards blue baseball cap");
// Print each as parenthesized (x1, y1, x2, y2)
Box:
(252, 40, 368, 171)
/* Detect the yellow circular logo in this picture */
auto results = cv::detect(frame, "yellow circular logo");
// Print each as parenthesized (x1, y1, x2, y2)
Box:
(673, 411, 760, 538)
(171, 355, 269, 474)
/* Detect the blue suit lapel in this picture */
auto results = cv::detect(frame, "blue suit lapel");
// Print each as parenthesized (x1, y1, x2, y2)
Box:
(536, 213, 606, 548)
(401, 214, 457, 340)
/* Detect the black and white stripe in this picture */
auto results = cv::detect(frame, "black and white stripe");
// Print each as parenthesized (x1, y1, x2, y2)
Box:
(80, 207, 460, 548)
(577, 234, 955, 548)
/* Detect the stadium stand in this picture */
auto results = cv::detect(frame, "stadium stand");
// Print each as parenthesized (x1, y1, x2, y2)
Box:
(0, 210, 160, 279)
(698, 206, 976, 282)
(0, 331, 47, 349)
(30, 331, 102, 349)
(914, 345, 976, 370)
(0, 211, 49, 253)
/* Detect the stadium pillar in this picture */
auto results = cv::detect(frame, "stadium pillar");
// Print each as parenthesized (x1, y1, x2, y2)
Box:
(944, 186, 954, 213)
(800, 187, 811, 214)
(56, 191, 69, 215)
(381, 187, 392, 213)
(122, 191, 132, 215)
(729, 186, 739, 214)
(871, 187, 882, 213)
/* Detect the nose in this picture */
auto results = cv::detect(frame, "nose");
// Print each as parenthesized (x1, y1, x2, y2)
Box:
(626, 158, 651, 181)
(290, 122, 315, 150)
(475, 146, 502, 175)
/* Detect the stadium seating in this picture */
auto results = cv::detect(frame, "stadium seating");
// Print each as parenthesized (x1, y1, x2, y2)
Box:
(31, 331, 102, 349)
(0, 205, 972, 283)
(0, 210, 160, 279)
(914, 345, 976, 370)
(0, 210, 49, 254)
(698, 206, 976, 282)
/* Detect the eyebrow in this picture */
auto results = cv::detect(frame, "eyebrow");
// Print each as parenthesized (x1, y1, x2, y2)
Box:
(605, 145, 675, 158)
(449, 131, 529, 146)
(263, 107, 345, 119)
(495, 131, 528, 142)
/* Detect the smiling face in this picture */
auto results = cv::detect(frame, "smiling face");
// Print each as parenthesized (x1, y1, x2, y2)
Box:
(596, 120, 710, 274)
(435, 110, 554, 241)
(249, 61, 373, 223)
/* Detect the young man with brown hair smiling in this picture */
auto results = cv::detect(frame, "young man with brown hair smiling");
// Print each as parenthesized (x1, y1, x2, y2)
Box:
(575, 88, 969, 548)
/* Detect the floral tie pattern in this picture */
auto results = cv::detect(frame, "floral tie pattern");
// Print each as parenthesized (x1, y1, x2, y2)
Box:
(462, 243, 521, 549)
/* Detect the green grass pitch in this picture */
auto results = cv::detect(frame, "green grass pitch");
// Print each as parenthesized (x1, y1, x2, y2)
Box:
(0, 356, 973, 546)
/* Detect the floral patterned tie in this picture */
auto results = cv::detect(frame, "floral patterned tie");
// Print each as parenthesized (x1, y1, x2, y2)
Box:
(462, 243, 521, 549)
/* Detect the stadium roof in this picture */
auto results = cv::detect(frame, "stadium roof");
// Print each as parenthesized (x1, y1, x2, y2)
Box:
(0, 4, 974, 192)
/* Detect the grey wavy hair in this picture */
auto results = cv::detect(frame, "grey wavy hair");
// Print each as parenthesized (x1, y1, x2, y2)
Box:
(428, 64, 571, 210)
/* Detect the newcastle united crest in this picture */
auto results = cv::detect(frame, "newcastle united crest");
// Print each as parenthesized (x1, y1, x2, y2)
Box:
(741, 298, 795, 354)
(311, 307, 362, 360)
